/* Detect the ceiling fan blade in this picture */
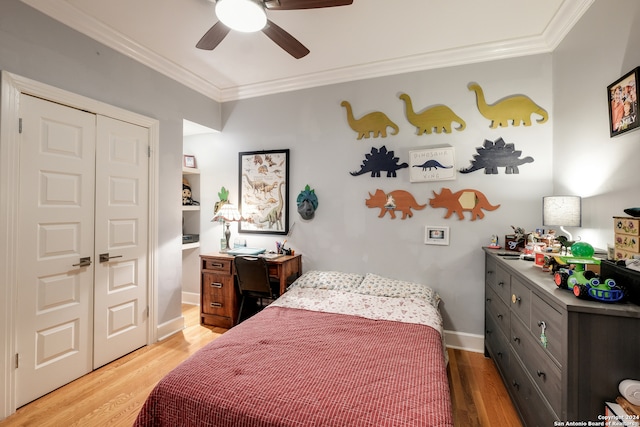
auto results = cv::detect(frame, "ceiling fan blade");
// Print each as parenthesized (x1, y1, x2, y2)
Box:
(261, 19, 310, 59)
(264, 0, 353, 10)
(196, 22, 231, 50)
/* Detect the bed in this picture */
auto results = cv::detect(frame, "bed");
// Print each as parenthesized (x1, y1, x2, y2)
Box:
(134, 271, 453, 427)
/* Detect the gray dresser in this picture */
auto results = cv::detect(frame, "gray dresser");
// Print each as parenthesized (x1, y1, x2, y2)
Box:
(483, 248, 640, 425)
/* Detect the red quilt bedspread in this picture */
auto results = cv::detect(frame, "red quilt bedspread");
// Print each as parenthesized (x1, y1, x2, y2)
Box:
(134, 307, 453, 427)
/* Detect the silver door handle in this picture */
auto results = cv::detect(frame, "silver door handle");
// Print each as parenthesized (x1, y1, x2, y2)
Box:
(99, 253, 123, 263)
(72, 257, 92, 267)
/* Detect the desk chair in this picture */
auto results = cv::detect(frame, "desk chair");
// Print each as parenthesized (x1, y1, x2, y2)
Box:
(234, 256, 280, 325)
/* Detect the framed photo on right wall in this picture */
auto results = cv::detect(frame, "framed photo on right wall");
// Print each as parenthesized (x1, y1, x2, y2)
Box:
(608, 67, 640, 137)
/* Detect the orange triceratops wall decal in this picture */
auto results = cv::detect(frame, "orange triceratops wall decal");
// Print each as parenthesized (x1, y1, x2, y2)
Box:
(365, 189, 426, 220)
(429, 188, 500, 221)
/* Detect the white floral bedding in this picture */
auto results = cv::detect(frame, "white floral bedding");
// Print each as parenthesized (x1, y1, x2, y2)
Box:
(269, 270, 444, 337)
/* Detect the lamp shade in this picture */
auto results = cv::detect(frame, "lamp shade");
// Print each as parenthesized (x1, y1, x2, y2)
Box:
(212, 203, 243, 222)
(542, 196, 582, 227)
(215, 0, 267, 33)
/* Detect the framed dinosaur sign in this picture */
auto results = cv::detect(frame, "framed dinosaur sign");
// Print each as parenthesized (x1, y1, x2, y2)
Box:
(238, 149, 290, 235)
(409, 146, 456, 182)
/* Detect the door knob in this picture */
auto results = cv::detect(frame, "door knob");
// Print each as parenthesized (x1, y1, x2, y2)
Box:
(72, 257, 92, 267)
(99, 253, 123, 263)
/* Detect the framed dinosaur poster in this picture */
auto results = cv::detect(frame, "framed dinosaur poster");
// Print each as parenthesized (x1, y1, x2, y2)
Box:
(238, 149, 290, 235)
(409, 146, 456, 182)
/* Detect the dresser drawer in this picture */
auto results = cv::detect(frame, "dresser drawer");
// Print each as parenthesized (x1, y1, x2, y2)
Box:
(531, 293, 563, 366)
(485, 312, 510, 376)
(510, 276, 531, 326)
(511, 315, 561, 416)
(201, 273, 234, 318)
(486, 286, 510, 339)
(202, 257, 232, 274)
(509, 349, 559, 426)
(487, 263, 511, 305)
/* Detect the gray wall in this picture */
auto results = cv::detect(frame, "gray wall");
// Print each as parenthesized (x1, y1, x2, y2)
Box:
(202, 56, 554, 336)
(2, 0, 637, 342)
(0, 0, 221, 326)
(199, 0, 640, 338)
(553, 0, 640, 249)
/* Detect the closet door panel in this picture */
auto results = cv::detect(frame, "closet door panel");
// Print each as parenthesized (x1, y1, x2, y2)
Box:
(93, 115, 149, 369)
(16, 94, 96, 407)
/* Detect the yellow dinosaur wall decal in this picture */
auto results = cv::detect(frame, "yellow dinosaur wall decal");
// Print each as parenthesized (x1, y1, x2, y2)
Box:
(468, 82, 549, 128)
(398, 93, 466, 135)
(341, 100, 399, 139)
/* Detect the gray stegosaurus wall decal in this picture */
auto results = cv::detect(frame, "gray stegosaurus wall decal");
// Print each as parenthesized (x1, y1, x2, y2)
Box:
(460, 137, 534, 174)
(350, 146, 408, 178)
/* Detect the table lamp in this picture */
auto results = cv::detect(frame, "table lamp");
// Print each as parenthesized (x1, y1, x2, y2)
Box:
(212, 203, 243, 252)
(542, 195, 582, 241)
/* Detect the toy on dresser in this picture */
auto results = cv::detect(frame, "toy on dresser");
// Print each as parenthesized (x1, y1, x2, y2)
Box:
(551, 242, 627, 303)
(614, 216, 640, 260)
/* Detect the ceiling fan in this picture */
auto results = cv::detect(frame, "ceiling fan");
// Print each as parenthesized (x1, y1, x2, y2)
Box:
(196, 0, 354, 59)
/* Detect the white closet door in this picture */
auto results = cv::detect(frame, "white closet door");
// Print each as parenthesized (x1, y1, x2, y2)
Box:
(16, 95, 96, 407)
(93, 115, 149, 369)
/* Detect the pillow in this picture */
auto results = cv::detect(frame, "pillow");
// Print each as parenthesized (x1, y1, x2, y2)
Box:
(357, 273, 441, 307)
(291, 270, 364, 291)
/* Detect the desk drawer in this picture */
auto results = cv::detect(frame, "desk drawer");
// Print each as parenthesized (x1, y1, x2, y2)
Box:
(202, 257, 232, 273)
(202, 273, 233, 318)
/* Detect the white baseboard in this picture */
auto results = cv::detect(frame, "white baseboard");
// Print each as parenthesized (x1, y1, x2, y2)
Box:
(182, 291, 200, 306)
(444, 330, 485, 353)
(156, 315, 185, 341)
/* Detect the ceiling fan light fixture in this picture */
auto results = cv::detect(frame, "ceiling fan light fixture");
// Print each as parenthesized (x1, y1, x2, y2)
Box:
(215, 0, 267, 33)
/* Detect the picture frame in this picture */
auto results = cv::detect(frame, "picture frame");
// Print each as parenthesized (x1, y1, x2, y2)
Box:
(424, 226, 450, 246)
(409, 146, 456, 182)
(238, 149, 290, 235)
(183, 154, 197, 168)
(607, 67, 640, 137)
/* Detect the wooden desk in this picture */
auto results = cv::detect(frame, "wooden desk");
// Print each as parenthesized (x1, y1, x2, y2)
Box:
(199, 253, 302, 328)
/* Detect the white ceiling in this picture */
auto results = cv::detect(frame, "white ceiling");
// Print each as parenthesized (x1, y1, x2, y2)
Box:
(21, 0, 594, 102)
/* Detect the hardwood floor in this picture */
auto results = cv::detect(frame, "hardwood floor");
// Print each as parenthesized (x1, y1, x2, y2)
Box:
(0, 305, 521, 427)
(448, 348, 523, 426)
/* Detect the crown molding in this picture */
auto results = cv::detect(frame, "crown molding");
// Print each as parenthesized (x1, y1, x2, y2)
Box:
(21, 0, 593, 103)
(20, 0, 222, 100)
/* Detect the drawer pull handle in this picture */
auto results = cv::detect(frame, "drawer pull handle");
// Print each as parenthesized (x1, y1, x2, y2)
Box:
(498, 281, 504, 287)
(486, 298, 491, 302)
(486, 329, 492, 335)
(511, 294, 521, 304)
(512, 380, 520, 391)
(211, 263, 223, 268)
(497, 351, 503, 358)
(210, 282, 223, 288)
(210, 302, 222, 308)
(488, 270, 494, 275)
(497, 314, 503, 319)
(536, 370, 546, 379)
(513, 336, 520, 343)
